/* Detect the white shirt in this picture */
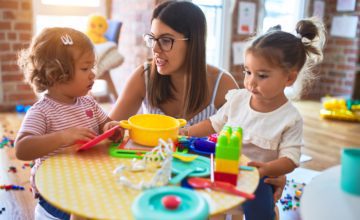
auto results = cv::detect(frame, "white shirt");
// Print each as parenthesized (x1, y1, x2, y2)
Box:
(18, 95, 108, 197)
(210, 89, 302, 166)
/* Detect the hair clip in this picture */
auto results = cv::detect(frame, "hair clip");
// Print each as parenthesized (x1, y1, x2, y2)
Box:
(61, 34, 73, 45)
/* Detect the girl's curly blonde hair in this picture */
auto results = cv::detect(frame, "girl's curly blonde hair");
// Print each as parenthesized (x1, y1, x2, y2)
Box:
(18, 27, 94, 93)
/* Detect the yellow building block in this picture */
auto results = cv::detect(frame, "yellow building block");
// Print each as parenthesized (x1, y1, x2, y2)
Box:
(215, 158, 239, 174)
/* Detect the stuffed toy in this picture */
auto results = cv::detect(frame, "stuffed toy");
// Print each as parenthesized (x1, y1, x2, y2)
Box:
(86, 14, 108, 44)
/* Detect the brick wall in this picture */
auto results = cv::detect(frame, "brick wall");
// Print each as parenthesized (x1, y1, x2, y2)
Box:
(314, 0, 360, 99)
(0, 0, 34, 111)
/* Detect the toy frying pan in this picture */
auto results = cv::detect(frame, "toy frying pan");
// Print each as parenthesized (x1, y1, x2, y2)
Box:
(77, 125, 120, 151)
(172, 155, 210, 177)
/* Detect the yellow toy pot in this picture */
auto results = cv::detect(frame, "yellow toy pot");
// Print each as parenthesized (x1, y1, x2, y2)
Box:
(120, 114, 187, 147)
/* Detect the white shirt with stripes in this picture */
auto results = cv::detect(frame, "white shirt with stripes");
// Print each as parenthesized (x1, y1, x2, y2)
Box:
(17, 95, 108, 197)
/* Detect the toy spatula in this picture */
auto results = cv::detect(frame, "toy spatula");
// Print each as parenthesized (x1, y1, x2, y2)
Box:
(187, 177, 255, 200)
(77, 125, 120, 151)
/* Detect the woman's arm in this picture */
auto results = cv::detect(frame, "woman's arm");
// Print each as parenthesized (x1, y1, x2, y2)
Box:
(109, 65, 146, 121)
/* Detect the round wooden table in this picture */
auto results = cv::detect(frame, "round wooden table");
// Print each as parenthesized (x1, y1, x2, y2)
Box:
(35, 143, 259, 219)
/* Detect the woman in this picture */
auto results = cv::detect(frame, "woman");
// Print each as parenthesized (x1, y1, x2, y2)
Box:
(109, 1, 238, 125)
(109, 1, 286, 217)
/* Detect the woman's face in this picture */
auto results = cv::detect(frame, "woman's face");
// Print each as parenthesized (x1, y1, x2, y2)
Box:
(149, 19, 188, 75)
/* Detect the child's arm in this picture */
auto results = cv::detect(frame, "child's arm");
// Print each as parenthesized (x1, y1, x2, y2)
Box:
(102, 119, 124, 142)
(183, 119, 216, 137)
(15, 127, 96, 161)
(248, 157, 297, 178)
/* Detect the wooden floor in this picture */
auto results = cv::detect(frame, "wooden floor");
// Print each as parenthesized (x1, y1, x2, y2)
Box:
(293, 101, 360, 171)
(0, 100, 359, 219)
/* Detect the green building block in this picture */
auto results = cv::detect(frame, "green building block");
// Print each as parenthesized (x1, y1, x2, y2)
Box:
(215, 126, 242, 161)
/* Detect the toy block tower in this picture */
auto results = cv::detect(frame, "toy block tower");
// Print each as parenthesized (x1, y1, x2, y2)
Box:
(214, 126, 242, 186)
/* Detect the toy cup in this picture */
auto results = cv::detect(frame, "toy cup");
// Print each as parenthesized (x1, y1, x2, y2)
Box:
(341, 148, 360, 195)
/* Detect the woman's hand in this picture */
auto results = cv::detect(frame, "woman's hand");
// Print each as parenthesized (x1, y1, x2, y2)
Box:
(265, 175, 286, 202)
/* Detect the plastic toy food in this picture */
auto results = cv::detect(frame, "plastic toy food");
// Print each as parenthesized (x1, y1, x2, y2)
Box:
(162, 195, 182, 210)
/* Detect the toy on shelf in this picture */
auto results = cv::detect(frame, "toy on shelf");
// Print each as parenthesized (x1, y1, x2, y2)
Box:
(86, 14, 108, 44)
(214, 126, 242, 186)
(15, 104, 31, 113)
(320, 97, 360, 122)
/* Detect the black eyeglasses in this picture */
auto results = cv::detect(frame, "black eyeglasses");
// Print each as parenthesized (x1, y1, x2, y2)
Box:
(143, 34, 189, 52)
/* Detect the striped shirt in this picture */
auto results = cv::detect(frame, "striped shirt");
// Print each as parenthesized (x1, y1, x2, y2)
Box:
(142, 68, 224, 126)
(18, 95, 108, 197)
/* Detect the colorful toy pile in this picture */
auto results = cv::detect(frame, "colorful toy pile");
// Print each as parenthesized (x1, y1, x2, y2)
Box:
(320, 97, 360, 122)
(278, 179, 306, 211)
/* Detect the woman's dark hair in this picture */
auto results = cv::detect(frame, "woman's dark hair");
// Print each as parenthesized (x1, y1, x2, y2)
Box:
(147, 0, 207, 117)
(246, 18, 326, 98)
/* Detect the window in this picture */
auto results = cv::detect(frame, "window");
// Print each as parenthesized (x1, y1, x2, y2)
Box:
(193, 0, 232, 69)
(261, 0, 306, 34)
(260, 0, 306, 98)
(33, 0, 106, 34)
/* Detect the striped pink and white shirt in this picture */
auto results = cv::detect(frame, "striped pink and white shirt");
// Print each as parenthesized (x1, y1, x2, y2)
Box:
(17, 95, 108, 197)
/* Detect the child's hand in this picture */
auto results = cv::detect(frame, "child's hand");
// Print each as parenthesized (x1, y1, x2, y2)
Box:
(103, 121, 123, 142)
(264, 175, 286, 202)
(59, 127, 96, 148)
(247, 161, 267, 178)
(179, 127, 189, 136)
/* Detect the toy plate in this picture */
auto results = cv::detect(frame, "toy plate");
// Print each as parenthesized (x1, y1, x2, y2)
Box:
(188, 143, 213, 156)
(172, 155, 210, 177)
(131, 186, 209, 220)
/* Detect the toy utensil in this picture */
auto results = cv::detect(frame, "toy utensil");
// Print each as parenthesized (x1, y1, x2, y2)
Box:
(173, 153, 198, 162)
(77, 125, 120, 151)
(172, 155, 210, 178)
(187, 177, 255, 200)
(169, 167, 205, 185)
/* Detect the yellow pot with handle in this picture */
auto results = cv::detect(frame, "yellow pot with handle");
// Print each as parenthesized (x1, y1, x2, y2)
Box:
(120, 114, 187, 147)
